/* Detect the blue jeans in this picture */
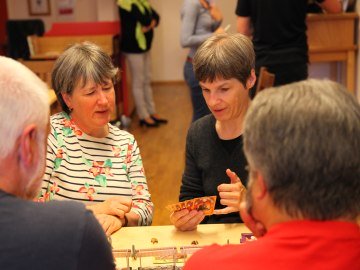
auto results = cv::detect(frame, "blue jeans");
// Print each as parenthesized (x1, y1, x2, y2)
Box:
(184, 60, 211, 122)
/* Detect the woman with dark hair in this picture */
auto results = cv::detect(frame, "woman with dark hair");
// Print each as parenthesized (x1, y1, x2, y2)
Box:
(171, 33, 255, 231)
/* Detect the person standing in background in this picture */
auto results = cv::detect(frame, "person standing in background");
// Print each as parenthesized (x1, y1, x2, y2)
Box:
(117, 0, 167, 127)
(236, 0, 341, 96)
(181, 0, 224, 122)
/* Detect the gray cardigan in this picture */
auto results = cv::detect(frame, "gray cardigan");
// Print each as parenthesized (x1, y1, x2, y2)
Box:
(180, 0, 222, 58)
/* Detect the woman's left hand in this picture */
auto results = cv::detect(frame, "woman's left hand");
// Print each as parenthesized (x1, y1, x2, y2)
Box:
(213, 169, 246, 215)
(95, 214, 124, 236)
(209, 4, 222, 22)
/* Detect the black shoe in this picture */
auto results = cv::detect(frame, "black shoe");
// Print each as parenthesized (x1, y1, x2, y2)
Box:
(139, 119, 159, 127)
(151, 116, 168, 124)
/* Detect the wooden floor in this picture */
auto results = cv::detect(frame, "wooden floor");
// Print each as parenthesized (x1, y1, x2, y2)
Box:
(128, 82, 192, 226)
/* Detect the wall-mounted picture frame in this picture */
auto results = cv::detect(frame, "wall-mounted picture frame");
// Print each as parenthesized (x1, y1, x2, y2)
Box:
(28, 0, 51, 16)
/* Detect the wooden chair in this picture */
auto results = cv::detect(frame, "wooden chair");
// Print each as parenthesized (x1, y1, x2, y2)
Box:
(19, 60, 59, 113)
(19, 59, 55, 87)
(255, 67, 275, 96)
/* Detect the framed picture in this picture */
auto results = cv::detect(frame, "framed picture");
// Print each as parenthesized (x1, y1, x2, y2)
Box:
(28, 0, 51, 16)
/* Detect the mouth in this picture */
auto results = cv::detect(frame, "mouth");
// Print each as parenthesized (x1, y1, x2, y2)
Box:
(95, 109, 109, 115)
(212, 108, 225, 114)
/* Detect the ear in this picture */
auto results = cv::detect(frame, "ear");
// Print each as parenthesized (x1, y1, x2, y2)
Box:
(61, 92, 72, 110)
(246, 69, 256, 90)
(19, 125, 37, 167)
(252, 171, 268, 200)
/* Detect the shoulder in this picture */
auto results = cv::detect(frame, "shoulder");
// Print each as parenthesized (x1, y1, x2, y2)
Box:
(42, 200, 88, 219)
(185, 244, 239, 268)
(48, 112, 68, 142)
(188, 114, 215, 135)
(185, 242, 262, 268)
(108, 124, 136, 142)
(50, 112, 67, 127)
(18, 200, 92, 232)
(39, 200, 105, 234)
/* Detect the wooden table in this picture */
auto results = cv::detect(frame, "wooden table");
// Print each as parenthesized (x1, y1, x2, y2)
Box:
(111, 223, 250, 269)
(307, 12, 358, 94)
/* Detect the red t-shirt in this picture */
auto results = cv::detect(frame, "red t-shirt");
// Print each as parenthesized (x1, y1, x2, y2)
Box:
(184, 220, 360, 270)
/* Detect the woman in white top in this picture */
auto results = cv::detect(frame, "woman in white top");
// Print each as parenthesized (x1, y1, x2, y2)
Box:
(40, 42, 153, 235)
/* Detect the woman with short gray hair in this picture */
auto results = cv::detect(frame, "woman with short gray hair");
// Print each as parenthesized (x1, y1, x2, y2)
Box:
(40, 42, 153, 235)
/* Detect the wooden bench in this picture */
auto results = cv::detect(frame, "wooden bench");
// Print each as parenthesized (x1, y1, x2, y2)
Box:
(27, 34, 115, 59)
(26, 34, 122, 118)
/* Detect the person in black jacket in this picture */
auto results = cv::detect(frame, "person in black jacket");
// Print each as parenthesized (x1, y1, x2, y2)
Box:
(117, 0, 167, 127)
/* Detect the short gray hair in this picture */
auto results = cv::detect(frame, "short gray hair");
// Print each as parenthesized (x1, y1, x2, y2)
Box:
(244, 79, 360, 220)
(0, 56, 49, 158)
(52, 42, 118, 113)
(193, 33, 255, 85)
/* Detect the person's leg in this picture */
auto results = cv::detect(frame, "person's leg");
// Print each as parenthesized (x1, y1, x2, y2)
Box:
(143, 51, 156, 115)
(183, 60, 211, 122)
(124, 53, 150, 120)
(269, 62, 308, 86)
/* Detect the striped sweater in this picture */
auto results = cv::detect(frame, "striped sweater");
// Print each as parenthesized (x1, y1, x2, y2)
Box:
(40, 112, 153, 226)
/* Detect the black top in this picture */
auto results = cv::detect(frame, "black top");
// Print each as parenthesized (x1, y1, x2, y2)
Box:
(0, 189, 115, 270)
(236, 0, 309, 67)
(180, 115, 248, 224)
(119, 4, 160, 53)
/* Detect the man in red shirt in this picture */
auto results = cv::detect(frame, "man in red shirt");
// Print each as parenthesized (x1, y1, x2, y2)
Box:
(184, 79, 360, 270)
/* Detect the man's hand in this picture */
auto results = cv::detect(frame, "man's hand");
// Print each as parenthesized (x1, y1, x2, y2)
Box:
(170, 209, 205, 231)
(213, 169, 246, 215)
(239, 202, 266, 238)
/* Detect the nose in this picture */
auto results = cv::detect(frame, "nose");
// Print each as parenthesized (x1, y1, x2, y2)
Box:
(206, 92, 219, 108)
(97, 88, 109, 105)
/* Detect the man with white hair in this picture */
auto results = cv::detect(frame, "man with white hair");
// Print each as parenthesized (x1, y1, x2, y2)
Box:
(184, 79, 360, 269)
(0, 56, 115, 269)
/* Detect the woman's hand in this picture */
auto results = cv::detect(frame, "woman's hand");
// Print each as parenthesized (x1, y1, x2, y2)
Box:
(95, 214, 124, 236)
(199, 0, 222, 22)
(142, 19, 157, 33)
(209, 4, 222, 22)
(87, 197, 132, 219)
(213, 169, 246, 215)
(170, 209, 205, 231)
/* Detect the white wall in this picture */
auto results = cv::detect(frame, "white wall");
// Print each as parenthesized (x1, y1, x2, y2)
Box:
(149, 0, 238, 82)
(6, 0, 359, 98)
